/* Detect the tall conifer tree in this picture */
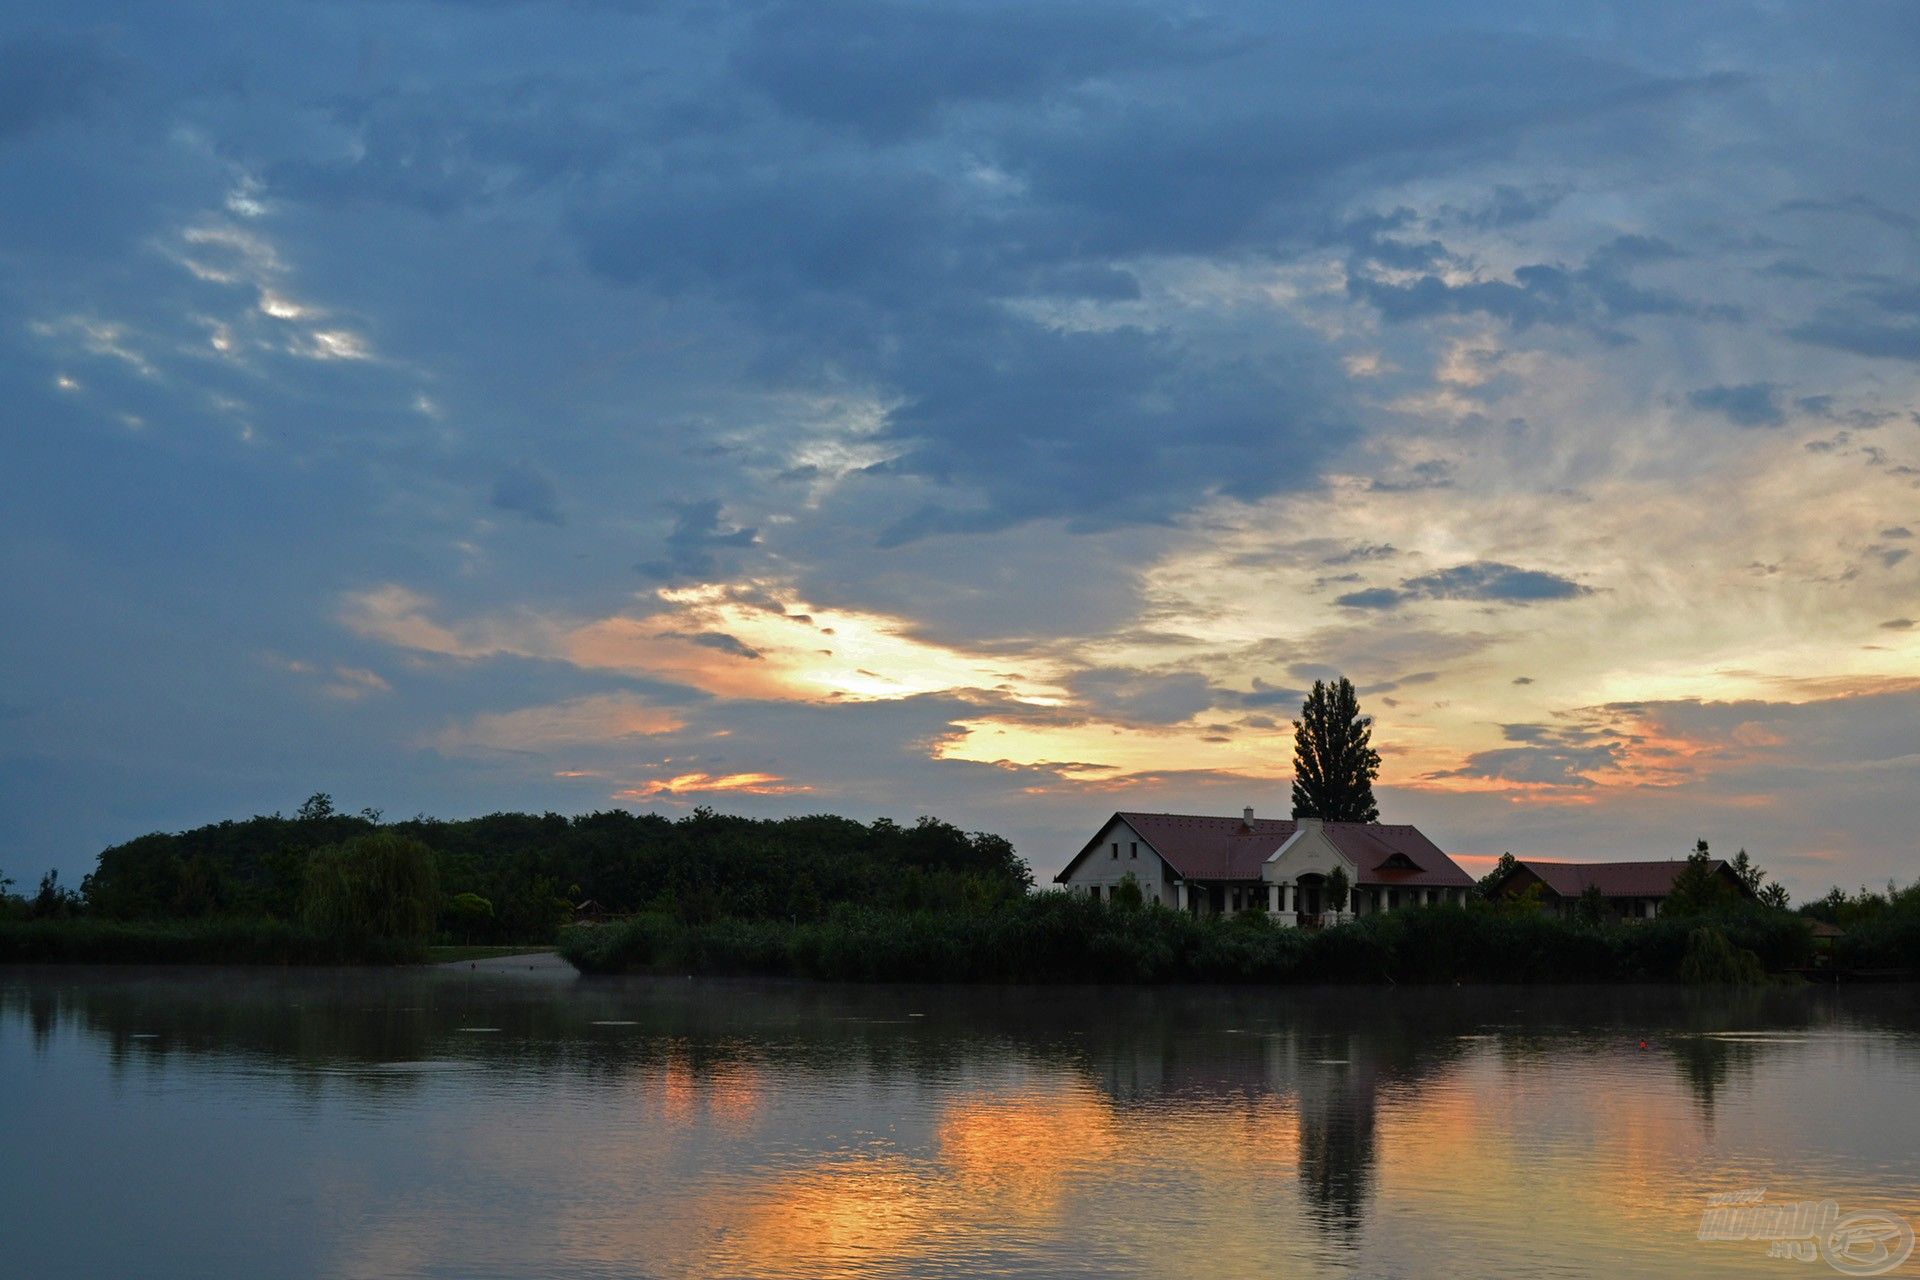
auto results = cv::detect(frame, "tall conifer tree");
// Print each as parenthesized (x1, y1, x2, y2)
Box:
(1290, 677, 1381, 822)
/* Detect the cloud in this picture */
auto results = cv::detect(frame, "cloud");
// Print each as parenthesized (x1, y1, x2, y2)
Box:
(1336, 562, 1592, 610)
(1347, 235, 1717, 337)
(490, 463, 564, 525)
(432, 693, 685, 755)
(0, 32, 119, 142)
(1687, 382, 1785, 428)
(638, 501, 759, 581)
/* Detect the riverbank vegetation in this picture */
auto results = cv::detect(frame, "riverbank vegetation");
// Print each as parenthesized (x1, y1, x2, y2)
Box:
(561, 893, 1819, 985)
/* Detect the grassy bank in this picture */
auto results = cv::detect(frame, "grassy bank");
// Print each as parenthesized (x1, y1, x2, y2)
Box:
(0, 919, 427, 966)
(560, 894, 1817, 984)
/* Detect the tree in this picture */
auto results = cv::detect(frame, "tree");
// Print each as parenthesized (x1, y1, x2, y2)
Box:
(1665, 839, 1732, 918)
(32, 870, 81, 919)
(301, 833, 439, 941)
(1728, 848, 1765, 894)
(1290, 678, 1381, 822)
(1110, 874, 1144, 911)
(1325, 865, 1351, 916)
(1477, 852, 1518, 899)
(297, 792, 336, 822)
(1759, 882, 1790, 910)
(448, 892, 495, 942)
(1574, 882, 1609, 926)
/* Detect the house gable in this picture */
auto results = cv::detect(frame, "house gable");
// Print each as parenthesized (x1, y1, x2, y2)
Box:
(1263, 825, 1355, 883)
(1054, 814, 1170, 901)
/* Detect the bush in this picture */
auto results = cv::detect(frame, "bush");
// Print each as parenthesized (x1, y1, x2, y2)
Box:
(560, 895, 1818, 985)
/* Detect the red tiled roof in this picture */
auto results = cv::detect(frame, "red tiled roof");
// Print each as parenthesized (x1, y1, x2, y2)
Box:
(1510, 858, 1742, 899)
(1056, 812, 1473, 887)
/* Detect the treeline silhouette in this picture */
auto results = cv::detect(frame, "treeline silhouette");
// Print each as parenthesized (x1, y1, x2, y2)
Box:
(3, 794, 1031, 960)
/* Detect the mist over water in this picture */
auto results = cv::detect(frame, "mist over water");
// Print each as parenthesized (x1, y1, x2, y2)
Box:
(5, 969, 1918, 1278)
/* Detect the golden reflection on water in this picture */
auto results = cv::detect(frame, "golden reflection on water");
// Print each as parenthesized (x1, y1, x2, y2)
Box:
(5, 977, 1919, 1279)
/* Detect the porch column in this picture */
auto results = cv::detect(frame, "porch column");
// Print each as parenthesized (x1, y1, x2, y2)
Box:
(1276, 881, 1298, 928)
(1175, 881, 1187, 912)
(1267, 882, 1279, 914)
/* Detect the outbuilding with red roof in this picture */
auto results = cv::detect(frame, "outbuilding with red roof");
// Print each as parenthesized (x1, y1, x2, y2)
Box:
(1482, 857, 1754, 921)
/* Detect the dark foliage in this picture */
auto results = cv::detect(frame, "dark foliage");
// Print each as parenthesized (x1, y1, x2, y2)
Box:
(561, 895, 1816, 985)
(1291, 678, 1381, 822)
(75, 804, 1032, 945)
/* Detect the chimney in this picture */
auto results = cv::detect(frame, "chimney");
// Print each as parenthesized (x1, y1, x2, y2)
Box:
(1297, 815, 1322, 834)
(1243, 806, 1255, 824)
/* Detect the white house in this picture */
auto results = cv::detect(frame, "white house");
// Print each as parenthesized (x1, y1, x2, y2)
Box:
(1053, 808, 1475, 926)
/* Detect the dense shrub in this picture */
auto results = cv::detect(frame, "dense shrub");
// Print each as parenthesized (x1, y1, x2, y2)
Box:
(560, 896, 1817, 985)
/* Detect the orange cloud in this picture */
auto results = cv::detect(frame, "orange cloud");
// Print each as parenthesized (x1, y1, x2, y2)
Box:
(342, 582, 1067, 706)
(431, 693, 685, 754)
(615, 772, 809, 799)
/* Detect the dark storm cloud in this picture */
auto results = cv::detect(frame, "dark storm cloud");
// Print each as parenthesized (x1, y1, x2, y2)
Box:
(1337, 562, 1591, 610)
(1688, 382, 1785, 427)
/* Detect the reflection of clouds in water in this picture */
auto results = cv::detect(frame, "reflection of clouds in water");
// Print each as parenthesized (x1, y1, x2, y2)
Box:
(7, 978, 1920, 1278)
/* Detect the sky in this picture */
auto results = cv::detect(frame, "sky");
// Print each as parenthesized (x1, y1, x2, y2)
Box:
(2, 1, 1917, 899)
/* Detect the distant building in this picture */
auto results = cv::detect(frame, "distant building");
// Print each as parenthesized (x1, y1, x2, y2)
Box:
(1053, 809, 1475, 926)
(1482, 858, 1755, 920)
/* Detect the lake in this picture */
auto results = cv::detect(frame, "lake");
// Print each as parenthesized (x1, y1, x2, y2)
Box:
(4, 964, 1918, 1278)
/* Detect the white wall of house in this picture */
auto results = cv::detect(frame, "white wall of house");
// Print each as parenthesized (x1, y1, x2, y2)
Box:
(1263, 821, 1355, 887)
(1058, 816, 1171, 906)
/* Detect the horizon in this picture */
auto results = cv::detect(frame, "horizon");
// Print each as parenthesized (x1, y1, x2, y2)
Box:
(4, 2, 1918, 904)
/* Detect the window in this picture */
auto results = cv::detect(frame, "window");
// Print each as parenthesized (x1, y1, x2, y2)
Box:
(1130, 841, 1138, 858)
(1111, 842, 1119, 859)
(1088, 885, 1100, 902)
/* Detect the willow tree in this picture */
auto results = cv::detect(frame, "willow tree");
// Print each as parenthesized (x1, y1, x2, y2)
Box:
(1290, 677, 1381, 822)
(301, 833, 440, 941)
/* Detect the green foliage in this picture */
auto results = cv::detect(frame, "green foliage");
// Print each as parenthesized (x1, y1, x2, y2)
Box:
(1476, 852, 1517, 899)
(1495, 880, 1546, 916)
(297, 792, 337, 822)
(1290, 677, 1381, 822)
(447, 892, 495, 943)
(1574, 882, 1608, 926)
(301, 834, 440, 942)
(1109, 874, 1145, 911)
(1728, 848, 1764, 894)
(1758, 882, 1790, 910)
(81, 803, 1033, 944)
(32, 870, 83, 919)
(1828, 879, 1920, 970)
(1665, 839, 1734, 918)
(1325, 865, 1351, 913)
(561, 893, 1814, 985)
(1678, 925, 1765, 985)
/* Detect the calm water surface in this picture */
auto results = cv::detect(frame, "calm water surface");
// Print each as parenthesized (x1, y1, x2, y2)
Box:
(4, 964, 1918, 1279)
